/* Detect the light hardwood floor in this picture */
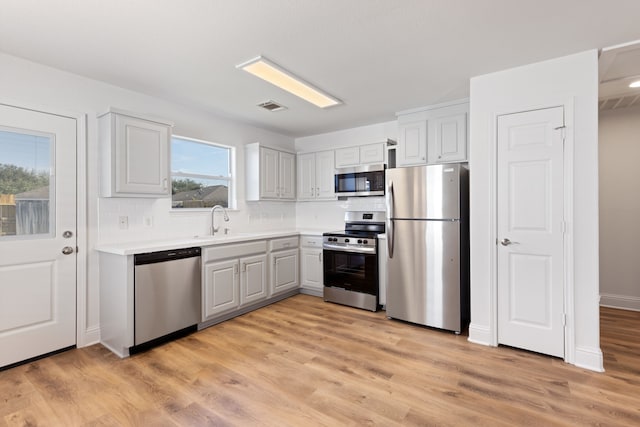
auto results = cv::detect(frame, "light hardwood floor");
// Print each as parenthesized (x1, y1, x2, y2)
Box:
(1, 294, 639, 426)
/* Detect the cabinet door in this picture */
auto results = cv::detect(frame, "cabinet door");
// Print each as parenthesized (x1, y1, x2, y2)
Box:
(359, 143, 385, 164)
(259, 147, 280, 199)
(203, 259, 239, 320)
(300, 248, 323, 292)
(335, 146, 360, 168)
(114, 114, 170, 195)
(397, 120, 427, 167)
(279, 151, 296, 199)
(315, 150, 336, 200)
(297, 153, 316, 200)
(428, 113, 467, 163)
(240, 254, 267, 306)
(270, 249, 299, 295)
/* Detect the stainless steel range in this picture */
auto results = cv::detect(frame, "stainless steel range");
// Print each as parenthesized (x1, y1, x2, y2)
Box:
(323, 211, 385, 311)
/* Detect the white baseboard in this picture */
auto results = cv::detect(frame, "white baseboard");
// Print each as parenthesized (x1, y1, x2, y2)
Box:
(78, 325, 100, 348)
(299, 287, 323, 298)
(574, 346, 604, 372)
(600, 293, 640, 312)
(468, 322, 494, 346)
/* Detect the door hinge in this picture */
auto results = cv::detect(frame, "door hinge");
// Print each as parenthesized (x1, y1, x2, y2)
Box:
(562, 313, 567, 326)
(561, 221, 567, 234)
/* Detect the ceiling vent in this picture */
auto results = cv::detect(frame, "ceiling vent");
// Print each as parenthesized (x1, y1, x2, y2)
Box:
(599, 94, 640, 111)
(257, 100, 287, 112)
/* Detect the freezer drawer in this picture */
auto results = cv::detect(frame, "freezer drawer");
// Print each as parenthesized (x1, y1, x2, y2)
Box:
(386, 220, 462, 332)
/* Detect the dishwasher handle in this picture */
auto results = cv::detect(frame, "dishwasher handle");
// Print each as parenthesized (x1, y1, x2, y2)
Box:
(134, 247, 201, 265)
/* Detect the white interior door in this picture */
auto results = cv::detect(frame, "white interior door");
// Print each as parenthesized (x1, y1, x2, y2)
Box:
(0, 104, 77, 368)
(497, 106, 565, 358)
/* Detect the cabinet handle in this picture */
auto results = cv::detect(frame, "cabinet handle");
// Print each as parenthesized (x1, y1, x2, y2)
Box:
(311, 187, 314, 196)
(163, 178, 168, 190)
(318, 252, 322, 262)
(242, 263, 246, 272)
(234, 264, 238, 274)
(316, 187, 319, 197)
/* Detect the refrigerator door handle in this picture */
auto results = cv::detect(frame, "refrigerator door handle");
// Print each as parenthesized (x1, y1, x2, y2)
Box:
(386, 180, 394, 258)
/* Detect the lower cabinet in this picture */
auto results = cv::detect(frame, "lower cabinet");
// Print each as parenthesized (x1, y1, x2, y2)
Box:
(203, 259, 240, 319)
(240, 254, 268, 306)
(300, 235, 323, 296)
(270, 249, 299, 296)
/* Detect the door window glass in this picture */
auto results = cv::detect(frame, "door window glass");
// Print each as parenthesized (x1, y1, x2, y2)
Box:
(0, 129, 53, 237)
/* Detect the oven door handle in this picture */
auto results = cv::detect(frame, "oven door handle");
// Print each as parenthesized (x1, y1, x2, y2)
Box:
(386, 180, 394, 258)
(322, 245, 376, 254)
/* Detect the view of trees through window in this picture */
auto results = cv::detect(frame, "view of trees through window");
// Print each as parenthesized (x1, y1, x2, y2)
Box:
(171, 136, 232, 209)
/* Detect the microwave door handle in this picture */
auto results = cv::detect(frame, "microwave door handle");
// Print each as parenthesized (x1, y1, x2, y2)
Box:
(386, 180, 394, 258)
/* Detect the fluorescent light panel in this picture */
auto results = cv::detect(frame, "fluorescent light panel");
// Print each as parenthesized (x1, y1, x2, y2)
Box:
(237, 56, 341, 108)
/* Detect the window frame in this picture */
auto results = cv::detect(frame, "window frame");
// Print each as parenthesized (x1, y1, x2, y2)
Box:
(170, 135, 236, 211)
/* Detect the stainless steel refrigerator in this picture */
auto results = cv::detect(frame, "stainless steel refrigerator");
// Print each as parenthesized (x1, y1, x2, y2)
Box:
(385, 164, 469, 333)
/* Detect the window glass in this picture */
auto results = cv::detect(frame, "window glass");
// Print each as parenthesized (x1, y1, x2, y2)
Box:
(171, 136, 232, 209)
(0, 129, 53, 237)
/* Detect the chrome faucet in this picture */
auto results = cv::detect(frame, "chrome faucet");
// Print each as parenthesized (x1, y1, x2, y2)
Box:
(210, 205, 230, 236)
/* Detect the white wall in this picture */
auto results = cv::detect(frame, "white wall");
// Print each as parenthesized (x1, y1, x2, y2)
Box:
(469, 50, 602, 371)
(599, 105, 640, 311)
(0, 52, 296, 346)
(294, 121, 397, 230)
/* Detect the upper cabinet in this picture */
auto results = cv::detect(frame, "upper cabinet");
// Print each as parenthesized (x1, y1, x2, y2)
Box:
(245, 143, 296, 201)
(396, 100, 468, 167)
(335, 143, 385, 168)
(98, 109, 173, 197)
(297, 150, 336, 201)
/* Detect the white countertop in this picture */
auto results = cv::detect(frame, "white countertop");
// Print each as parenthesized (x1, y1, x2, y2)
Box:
(95, 229, 325, 256)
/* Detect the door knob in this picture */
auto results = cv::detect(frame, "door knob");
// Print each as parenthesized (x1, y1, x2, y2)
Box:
(500, 238, 514, 246)
(61, 246, 74, 255)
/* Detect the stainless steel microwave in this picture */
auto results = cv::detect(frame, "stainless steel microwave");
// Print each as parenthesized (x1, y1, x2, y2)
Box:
(334, 164, 386, 197)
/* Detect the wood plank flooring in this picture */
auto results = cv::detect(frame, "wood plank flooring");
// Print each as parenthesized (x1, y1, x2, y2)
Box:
(2, 295, 640, 426)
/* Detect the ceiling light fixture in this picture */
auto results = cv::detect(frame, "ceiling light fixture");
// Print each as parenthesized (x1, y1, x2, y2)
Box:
(629, 80, 640, 88)
(237, 56, 342, 109)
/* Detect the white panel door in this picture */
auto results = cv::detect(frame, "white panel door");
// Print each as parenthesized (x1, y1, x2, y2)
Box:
(203, 259, 239, 319)
(259, 147, 279, 199)
(497, 106, 565, 358)
(278, 151, 296, 200)
(0, 104, 77, 368)
(315, 150, 336, 200)
(270, 249, 299, 295)
(240, 254, 267, 306)
(297, 153, 316, 199)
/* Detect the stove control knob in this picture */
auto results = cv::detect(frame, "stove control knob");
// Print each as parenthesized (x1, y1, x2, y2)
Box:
(344, 238, 350, 243)
(330, 238, 336, 242)
(363, 240, 368, 244)
(357, 239, 363, 244)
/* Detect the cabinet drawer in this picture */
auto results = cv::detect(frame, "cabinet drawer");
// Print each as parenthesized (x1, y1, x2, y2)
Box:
(300, 235, 323, 248)
(269, 236, 299, 251)
(203, 241, 266, 262)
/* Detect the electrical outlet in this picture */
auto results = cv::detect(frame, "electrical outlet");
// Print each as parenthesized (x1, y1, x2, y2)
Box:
(118, 216, 128, 230)
(143, 216, 153, 227)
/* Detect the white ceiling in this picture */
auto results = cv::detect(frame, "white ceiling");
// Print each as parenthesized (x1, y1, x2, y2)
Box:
(599, 41, 640, 111)
(2, 0, 640, 137)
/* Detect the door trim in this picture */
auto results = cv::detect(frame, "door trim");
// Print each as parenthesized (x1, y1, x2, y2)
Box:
(489, 98, 575, 364)
(0, 99, 92, 347)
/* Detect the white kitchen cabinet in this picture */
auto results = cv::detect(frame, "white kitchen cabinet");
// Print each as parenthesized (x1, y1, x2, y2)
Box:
(202, 240, 268, 321)
(268, 237, 299, 296)
(297, 150, 336, 200)
(300, 235, 323, 296)
(98, 108, 173, 197)
(397, 118, 428, 167)
(246, 143, 296, 201)
(203, 259, 240, 318)
(396, 99, 469, 167)
(335, 146, 360, 168)
(239, 254, 268, 307)
(359, 142, 385, 164)
(428, 112, 467, 164)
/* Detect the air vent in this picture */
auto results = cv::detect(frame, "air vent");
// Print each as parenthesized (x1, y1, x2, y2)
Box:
(599, 94, 640, 111)
(257, 100, 287, 112)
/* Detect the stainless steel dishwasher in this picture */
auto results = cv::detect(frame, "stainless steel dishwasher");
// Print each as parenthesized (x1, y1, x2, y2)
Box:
(133, 247, 201, 350)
